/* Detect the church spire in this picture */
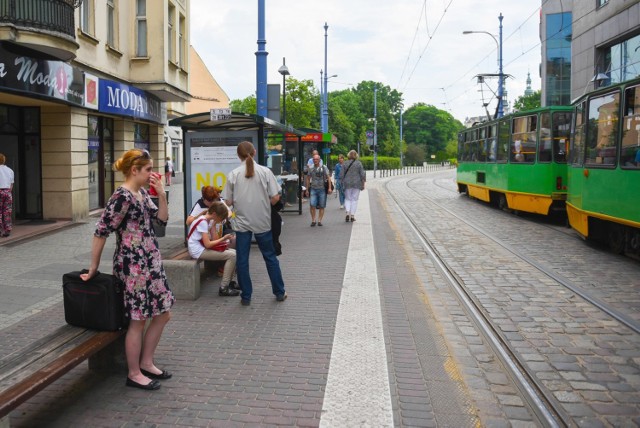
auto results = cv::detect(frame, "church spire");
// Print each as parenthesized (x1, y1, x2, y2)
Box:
(524, 71, 533, 96)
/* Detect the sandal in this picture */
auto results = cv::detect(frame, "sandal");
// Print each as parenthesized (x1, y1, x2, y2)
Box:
(350, 216, 355, 222)
(318, 222, 323, 227)
(311, 222, 316, 227)
(345, 215, 350, 222)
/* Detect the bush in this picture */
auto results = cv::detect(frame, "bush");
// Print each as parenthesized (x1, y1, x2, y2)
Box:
(330, 155, 401, 170)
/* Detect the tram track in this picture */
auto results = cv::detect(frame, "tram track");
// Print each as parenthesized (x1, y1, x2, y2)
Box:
(403, 175, 640, 336)
(385, 176, 570, 428)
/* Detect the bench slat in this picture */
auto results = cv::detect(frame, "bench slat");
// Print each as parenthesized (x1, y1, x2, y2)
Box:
(0, 330, 123, 419)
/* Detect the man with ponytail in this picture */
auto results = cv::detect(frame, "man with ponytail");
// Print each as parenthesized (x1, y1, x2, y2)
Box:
(223, 141, 287, 306)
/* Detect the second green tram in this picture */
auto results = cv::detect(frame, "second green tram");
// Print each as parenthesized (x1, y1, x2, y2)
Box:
(568, 77, 640, 255)
(457, 106, 573, 215)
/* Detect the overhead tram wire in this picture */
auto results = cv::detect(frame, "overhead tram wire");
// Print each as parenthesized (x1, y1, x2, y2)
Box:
(397, 0, 428, 89)
(399, 0, 455, 93)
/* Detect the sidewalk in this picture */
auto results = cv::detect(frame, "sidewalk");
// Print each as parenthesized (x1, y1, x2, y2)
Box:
(2, 167, 474, 427)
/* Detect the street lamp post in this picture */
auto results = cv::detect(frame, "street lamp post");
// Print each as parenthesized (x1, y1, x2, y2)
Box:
(399, 102, 404, 168)
(463, 13, 504, 118)
(278, 57, 290, 125)
(373, 86, 378, 178)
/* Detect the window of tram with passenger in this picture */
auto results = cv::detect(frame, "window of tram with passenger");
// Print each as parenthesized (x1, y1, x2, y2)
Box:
(511, 115, 537, 163)
(621, 84, 640, 169)
(539, 112, 571, 163)
(586, 91, 619, 166)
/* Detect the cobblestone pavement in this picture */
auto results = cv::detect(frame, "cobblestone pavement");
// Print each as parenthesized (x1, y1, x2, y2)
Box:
(6, 166, 636, 427)
(386, 170, 640, 427)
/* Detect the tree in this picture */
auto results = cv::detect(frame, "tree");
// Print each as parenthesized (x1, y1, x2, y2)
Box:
(282, 78, 319, 129)
(404, 144, 425, 165)
(513, 90, 541, 112)
(230, 95, 256, 114)
(403, 103, 463, 156)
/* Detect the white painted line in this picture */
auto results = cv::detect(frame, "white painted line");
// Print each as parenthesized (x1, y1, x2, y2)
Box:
(320, 190, 394, 427)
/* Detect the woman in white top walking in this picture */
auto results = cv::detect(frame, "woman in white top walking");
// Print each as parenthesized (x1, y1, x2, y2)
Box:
(0, 153, 15, 238)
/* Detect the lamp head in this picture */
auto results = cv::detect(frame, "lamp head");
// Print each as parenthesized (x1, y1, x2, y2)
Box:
(278, 65, 290, 76)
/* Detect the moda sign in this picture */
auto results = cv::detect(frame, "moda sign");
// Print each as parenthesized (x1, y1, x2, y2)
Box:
(99, 79, 162, 123)
(0, 45, 84, 106)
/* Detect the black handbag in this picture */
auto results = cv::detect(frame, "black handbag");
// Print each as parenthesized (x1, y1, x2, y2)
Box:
(62, 270, 129, 331)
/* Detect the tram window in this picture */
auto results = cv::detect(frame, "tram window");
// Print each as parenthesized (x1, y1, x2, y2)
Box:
(621, 85, 640, 169)
(477, 127, 488, 162)
(471, 141, 478, 161)
(511, 115, 537, 163)
(488, 125, 497, 162)
(497, 120, 509, 162)
(539, 113, 552, 163)
(586, 92, 619, 166)
(571, 102, 586, 166)
(553, 112, 571, 163)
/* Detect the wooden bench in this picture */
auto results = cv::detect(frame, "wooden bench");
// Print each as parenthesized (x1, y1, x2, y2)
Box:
(163, 249, 222, 300)
(0, 325, 125, 425)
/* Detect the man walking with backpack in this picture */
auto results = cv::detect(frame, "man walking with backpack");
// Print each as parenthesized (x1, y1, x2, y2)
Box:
(304, 154, 332, 227)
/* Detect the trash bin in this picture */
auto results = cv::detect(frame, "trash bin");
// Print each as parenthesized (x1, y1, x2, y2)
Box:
(285, 180, 298, 204)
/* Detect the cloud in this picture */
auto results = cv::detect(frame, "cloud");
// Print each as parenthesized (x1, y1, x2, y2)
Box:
(191, 0, 543, 122)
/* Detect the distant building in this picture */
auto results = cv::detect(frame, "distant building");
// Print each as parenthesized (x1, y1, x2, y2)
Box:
(541, 0, 640, 105)
(524, 72, 534, 96)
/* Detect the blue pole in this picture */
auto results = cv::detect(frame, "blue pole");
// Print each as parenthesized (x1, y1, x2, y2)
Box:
(497, 13, 504, 118)
(320, 69, 324, 129)
(373, 86, 378, 178)
(256, 0, 268, 117)
(323, 22, 328, 133)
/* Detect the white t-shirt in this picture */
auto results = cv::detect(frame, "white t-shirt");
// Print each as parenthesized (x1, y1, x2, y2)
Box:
(0, 165, 14, 189)
(187, 217, 211, 259)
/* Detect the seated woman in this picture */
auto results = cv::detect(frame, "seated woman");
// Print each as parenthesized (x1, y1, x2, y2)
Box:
(187, 202, 240, 297)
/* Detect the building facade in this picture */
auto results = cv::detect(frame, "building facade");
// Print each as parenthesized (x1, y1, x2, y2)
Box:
(541, 0, 640, 105)
(0, 0, 190, 222)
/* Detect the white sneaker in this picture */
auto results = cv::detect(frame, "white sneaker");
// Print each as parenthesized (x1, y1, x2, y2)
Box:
(340, 205, 344, 209)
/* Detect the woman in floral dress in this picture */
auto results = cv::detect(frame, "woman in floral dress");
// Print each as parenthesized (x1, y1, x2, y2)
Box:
(82, 148, 175, 391)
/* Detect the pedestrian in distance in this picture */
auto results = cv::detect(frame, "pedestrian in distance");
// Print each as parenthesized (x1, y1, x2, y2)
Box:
(223, 141, 287, 306)
(81, 148, 175, 391)
(187, 202, 240, 296)
(0, 153, 14, 238)
(307, 149, 323, 169)
(334, 154, 346, 209)
(164, 157, 174, 186)
(340, 150, 366, 222)
(304, 154, 333, 226)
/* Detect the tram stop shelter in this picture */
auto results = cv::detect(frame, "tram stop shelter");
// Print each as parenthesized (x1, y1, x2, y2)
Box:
(168, 112, 307, 224)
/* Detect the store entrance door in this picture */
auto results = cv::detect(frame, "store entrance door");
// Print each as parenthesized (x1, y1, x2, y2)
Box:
(0, 105, 42, 219)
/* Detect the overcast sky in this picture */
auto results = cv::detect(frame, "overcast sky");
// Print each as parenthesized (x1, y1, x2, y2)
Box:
(190, 0, 543, 123)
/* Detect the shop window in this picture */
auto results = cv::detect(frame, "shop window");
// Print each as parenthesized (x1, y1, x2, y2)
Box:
(134, 123, 150, 152)
(586, 91, 619, 166)
(497, 119, 509, 162)
(571, 102, 586, 166)
(511, 115, 537, 163)
(621, 85, 640, 169)
(136, 0, 147, 57)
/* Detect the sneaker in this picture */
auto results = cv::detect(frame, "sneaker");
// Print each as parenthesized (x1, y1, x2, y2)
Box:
(340, 205, 344, 209)
(241, 299, 251, 306)
(228, 281, 241, 291)
(219, 286, 240, 297)
(276, 293, 288, 302)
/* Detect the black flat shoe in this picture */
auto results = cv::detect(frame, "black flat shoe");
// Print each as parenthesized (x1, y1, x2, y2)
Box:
(140, 368, 173, 380)
(126, 377, 161, 390)
(345, 215, 350, 222)
(219, 286, 240, 296)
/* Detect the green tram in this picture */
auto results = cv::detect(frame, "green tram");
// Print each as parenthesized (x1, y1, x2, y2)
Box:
(457, 106, 573, 215)
(568, 77, 640, 255)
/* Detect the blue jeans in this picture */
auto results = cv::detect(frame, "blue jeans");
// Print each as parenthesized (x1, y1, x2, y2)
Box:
(235, 230, 285, 301)
(335, 180, 345, 205)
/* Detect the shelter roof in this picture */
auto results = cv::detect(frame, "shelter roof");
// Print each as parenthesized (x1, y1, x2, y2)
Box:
(169, 112, 306, 136)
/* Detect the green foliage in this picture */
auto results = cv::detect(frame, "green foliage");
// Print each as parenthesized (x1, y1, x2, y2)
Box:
(513, 90, 541, 112)
(404, 144, 425, 165)
(403, 103, 464, 158)
(283, 78, 320, 129)
(359, 156, 401, 170)
(230, 95, 256, 114)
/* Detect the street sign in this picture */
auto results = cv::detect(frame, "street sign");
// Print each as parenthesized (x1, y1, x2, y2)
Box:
(210, 108, 232, 121)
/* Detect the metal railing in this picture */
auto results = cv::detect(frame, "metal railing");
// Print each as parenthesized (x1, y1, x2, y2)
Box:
(0, 0, 76, 39)
(373, 163, 456, 178)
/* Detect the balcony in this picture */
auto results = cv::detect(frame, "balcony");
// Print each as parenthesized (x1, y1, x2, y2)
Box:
(0, 0, 79, 61)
